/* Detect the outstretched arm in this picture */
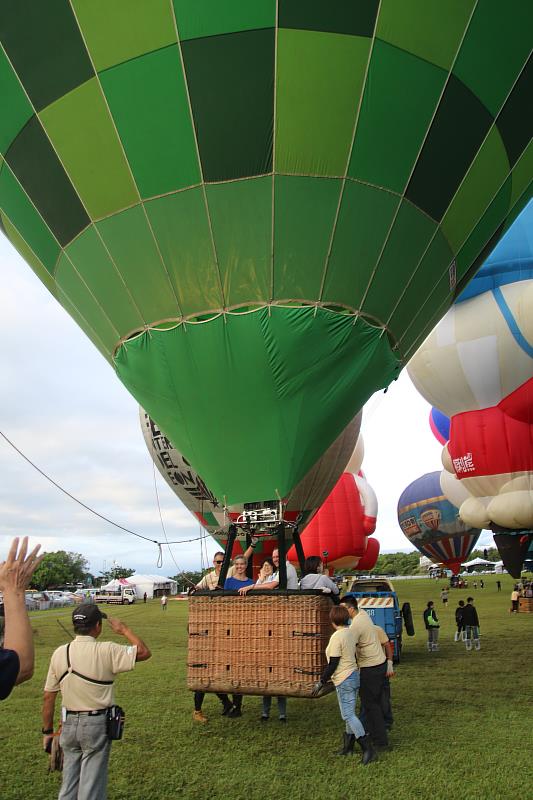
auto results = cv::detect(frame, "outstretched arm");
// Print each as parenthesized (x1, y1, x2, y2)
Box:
(0, 537, 44, 684)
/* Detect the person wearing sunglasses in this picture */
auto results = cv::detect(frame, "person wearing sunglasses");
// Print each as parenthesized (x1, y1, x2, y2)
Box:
(195, 543, 255, 592)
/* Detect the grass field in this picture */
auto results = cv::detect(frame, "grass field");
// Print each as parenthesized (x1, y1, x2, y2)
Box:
(1, 574, 531, 800)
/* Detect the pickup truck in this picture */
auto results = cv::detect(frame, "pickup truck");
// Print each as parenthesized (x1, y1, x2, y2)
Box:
(95, 587, 137, 605)
(343, 576, 414, 662)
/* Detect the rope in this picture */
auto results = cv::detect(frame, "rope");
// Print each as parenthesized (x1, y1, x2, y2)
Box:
(149, 453, 196, 586)
(0, 429, 208, 549)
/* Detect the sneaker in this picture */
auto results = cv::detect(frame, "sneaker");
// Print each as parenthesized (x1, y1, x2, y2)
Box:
(279, 716, 287, 723)
(192, 710, 208, 723)
(221, 704, 234, 716)
(260, 715, 269, 722)
(228, 706, 242, 718)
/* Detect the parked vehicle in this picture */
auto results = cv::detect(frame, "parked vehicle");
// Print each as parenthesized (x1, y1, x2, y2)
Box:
(343, 575, 415, 663)
(95, 587, 136, 605)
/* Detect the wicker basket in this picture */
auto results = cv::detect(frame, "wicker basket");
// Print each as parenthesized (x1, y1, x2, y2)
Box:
(518, 596, 533, 613)
(187, 591, 335, 697)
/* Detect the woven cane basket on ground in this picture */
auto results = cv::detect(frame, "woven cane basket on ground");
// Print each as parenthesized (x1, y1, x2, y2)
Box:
(187, 591, 334, 698)
(519, 596, 533, 613)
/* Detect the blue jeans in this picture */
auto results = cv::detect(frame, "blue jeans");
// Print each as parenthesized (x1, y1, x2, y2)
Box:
(335, 671, 365, 739)
(262, 696, 287, 718)
(59, 714, 110, 800)
(465, 625, 479, 641)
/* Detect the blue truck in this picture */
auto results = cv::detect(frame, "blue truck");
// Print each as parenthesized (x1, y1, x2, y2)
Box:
(343, 576, 415, 662)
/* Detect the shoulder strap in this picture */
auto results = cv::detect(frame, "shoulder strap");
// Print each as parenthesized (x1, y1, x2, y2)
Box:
(58, 641, 113, 686)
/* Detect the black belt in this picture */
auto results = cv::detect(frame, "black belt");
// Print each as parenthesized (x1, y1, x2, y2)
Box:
(66, 709, 108, 716)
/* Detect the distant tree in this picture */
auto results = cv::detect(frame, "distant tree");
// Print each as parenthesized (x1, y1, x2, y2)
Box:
(32, 551, 89, 590)
(99, 565, 135, 584)
(369, 551, 423, 576)
(171, 571, 203, 589)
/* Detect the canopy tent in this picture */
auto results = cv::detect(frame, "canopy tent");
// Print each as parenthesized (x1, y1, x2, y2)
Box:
(99, 578, 133, 591)
(127, 574, 178, 599)
(461, 558, 497, 572)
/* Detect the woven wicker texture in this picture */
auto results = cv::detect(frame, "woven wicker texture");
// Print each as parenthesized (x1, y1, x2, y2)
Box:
(187, 592, 334, 697)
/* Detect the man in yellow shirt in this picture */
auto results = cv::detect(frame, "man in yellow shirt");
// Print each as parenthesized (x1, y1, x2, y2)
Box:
(340, 596, 390, 750)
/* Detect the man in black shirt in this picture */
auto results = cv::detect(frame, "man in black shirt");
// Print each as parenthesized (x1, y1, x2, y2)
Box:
(461, 597, 480, 651)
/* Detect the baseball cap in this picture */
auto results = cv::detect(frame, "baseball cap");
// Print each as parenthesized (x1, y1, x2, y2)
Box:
(72, 603, 107, 627)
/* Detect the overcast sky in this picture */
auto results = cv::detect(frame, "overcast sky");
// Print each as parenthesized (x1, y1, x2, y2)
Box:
(0, 235, 494, 577)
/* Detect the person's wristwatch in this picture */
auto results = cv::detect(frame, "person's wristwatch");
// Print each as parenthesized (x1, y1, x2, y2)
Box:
(42, 728, 53, 734)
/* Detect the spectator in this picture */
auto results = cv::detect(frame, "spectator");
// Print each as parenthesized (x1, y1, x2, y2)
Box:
(496, 580, 501, 592)
(312, 605, 376, 764)
(480, 579, 484, 589)
(511, 586, 520, 613)
(0, 537, 43, 700)
(143, 592, 147, 604)
(462, 597, 481, 651)
(160, 594, 167, 611)
(440, 588, 449, 606)
(42, 605, 151, 798)
(423, 601, 440, 652)
(454, 600, 465, 642)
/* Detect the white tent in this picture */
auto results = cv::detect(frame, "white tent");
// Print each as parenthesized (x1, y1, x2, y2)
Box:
(100, 578, 133, 591)
(461, 558, 496, 571)
(127, 574, 178, 599)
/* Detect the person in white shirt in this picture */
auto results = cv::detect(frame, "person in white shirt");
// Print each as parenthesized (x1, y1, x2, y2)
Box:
(238, 548, 299, 594)
(299, 556, 339, 595)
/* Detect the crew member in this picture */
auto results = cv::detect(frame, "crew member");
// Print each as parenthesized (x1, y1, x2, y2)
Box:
(340, 596, 389, 750)
(42, 604, 151, 799)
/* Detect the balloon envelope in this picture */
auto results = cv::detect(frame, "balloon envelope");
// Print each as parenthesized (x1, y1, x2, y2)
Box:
(287, 472, 378, 570)
(429, 408, 450, 445)
(409, 202, 533, 555)
(141, 408, 361, 544)
(398, 471, 481, 574)
(1, 5, 531, 504)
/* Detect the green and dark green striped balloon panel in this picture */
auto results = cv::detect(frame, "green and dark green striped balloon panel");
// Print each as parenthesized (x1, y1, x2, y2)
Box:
(0, 1, 532, 504)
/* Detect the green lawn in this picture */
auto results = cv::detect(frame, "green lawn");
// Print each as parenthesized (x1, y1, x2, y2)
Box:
(1, 575, 531, 800)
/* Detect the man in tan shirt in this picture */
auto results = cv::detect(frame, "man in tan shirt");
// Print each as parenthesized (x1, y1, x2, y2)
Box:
(42, 604, 151, 800)
(341, 596, 389, 749)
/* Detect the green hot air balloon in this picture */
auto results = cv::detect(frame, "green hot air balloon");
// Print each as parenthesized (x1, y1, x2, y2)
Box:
(0, 1, 531, 506)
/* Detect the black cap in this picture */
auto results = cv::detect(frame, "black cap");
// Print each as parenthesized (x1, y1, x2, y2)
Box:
(72, 603, 107, 627)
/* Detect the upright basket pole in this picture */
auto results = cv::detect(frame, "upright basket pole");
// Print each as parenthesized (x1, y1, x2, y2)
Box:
(217, 524, 237, 588)
(245, 532, 253, 579)
(292, 525, 306, 574)
(277, 522, 287, 589)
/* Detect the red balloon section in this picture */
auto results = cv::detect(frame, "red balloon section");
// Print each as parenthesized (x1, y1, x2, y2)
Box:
(287, 473, 379, 571)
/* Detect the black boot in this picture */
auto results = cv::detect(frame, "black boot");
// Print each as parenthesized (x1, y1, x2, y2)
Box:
(357, 734, 378, 765)
(336, 733, 355, 755)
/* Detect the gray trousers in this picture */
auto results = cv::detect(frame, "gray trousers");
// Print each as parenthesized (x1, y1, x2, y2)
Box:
(59, 714, 110, 800)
